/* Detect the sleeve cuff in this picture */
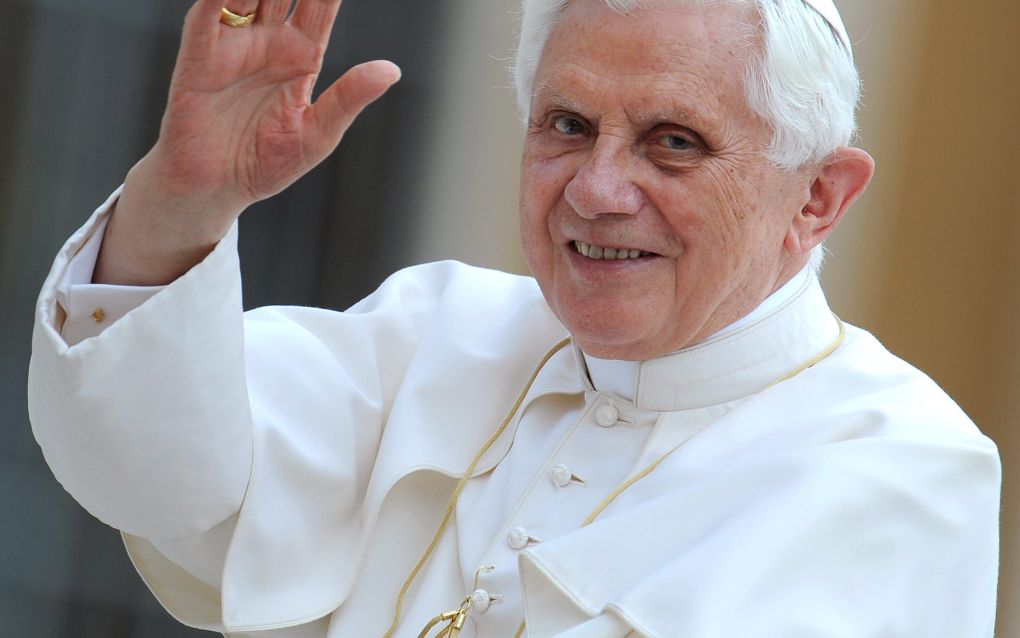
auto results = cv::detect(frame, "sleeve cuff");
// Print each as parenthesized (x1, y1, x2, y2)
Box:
(53, 189, 167, 346)
(30, 186, 252, 539)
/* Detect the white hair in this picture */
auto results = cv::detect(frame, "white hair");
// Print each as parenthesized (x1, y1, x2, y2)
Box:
(513, 0, 862, 272)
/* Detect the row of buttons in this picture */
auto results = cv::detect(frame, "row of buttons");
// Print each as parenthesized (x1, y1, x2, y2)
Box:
(476, 400, 624, 622)
(506, 400, 620, 551)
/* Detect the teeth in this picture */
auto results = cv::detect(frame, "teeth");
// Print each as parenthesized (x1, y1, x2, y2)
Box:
(575, 241, 651, 261)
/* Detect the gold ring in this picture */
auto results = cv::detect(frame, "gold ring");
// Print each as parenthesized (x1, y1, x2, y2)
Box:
(221, 7, 256, 28)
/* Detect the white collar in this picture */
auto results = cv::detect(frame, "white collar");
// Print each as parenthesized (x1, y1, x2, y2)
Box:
(576, 267, 837, 410)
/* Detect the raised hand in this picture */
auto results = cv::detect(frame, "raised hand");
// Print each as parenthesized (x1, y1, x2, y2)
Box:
(94, 0, 400, 285)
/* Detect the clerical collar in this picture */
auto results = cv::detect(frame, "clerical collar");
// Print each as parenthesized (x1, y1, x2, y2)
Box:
(581, 265, 822, 406)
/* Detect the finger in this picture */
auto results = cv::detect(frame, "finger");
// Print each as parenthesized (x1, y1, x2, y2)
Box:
(181, 0, 227, 52)
(304, 60, 401, 158)
(291, 0, 342, 46)
(259, 0, 293, 24)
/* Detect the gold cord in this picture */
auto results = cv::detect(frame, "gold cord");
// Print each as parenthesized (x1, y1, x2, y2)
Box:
(384, 337, 573, 638)
(515, 316, 847, 637)
(416, 609, 460, 638)
(582, 316, 846, 527)
(401, 316, 846, 638)
(773, 315, 847, 385)
(416, 597, 471, 638)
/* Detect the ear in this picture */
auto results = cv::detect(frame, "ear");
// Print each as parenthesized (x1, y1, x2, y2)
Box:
(785, 147, 875, 256)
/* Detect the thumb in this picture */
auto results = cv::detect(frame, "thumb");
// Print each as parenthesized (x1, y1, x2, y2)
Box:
(304, 60, 402, 158)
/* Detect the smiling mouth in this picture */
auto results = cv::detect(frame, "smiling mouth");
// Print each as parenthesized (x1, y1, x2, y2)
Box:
(573, 241, 652, 261)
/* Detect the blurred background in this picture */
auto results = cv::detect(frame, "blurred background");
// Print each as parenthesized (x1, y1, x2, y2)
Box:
(0, 0, 1016, 635)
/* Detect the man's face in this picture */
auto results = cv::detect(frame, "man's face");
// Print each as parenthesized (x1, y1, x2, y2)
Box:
(520, 0, 815, 360)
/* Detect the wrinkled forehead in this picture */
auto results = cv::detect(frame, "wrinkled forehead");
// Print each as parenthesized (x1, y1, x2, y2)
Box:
(540, 1, 757, 82)
(541, 0, 851, 55)
(534, 2, 761, 128)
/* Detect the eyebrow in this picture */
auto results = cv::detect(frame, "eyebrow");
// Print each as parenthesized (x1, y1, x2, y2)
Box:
(532, 63, 727, 139)
(625, 87, 710, 127)
(535, 86, 708, 130)
(531, 82, 586, 115)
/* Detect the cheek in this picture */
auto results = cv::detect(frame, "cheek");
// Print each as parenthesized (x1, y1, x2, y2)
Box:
(522, 151, 572, 199)
(520, 154, 574, 240)
(678, 170, 763, 246)
(646, 178, 729, 253)
(519, 157, 559, 273)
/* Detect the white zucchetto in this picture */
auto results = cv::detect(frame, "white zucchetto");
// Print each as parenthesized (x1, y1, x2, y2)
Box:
(804, 0, 852, 54)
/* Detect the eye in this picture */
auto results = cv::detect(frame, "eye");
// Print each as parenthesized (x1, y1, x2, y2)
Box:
(553, 115, 588, 136)
(657, 134, 693, 151)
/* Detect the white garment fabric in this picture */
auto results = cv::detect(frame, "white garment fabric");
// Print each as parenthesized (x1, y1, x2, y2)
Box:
(54, 196, 163, 345)
(29, 193, 1001, 637)
(804, 0, 853, 55)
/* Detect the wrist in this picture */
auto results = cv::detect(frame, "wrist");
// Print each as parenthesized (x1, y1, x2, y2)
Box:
(92, 156, 242, 285)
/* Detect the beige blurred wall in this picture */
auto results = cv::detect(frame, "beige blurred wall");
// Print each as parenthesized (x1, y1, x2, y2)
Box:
(831, 2, 1020, 633)
(409, 0, 526, 271)
(416, 1, 1019, 634)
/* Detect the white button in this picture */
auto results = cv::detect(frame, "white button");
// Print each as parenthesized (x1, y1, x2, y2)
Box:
(550, 465, 586, 487)
(550, 464, 573, 488)
(550, 464, 572, 488)
(470, 589, 493, 613)
(508, 526, 539, 550)
(595, 402, 620, 427)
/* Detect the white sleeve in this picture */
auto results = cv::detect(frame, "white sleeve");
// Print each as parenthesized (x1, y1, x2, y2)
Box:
(29, 195, 483, 633)
(50, 187, 166, 346)
(29, 190, 254, 541)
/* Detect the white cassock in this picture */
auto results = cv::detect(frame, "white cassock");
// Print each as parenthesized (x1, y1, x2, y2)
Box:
(29, 190, 1001, 637)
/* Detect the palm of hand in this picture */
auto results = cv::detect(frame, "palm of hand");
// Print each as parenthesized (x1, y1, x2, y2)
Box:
(153, 0, 398, 209)
(91, 0, 398, 285)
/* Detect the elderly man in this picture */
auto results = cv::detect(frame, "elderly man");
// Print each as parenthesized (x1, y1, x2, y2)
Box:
(28, 0, 999, 636)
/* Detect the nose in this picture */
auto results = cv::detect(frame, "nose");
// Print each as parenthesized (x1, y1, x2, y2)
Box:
(563, 140, 644, 219)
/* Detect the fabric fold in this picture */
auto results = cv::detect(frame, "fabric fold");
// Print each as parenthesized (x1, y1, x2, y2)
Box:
(29, 194, 254, 541)
(518, 350, 1001, 637)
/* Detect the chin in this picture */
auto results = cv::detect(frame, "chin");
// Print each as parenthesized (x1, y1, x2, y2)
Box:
(555, 302, 663, 361)
(572, 334, 662, 361)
